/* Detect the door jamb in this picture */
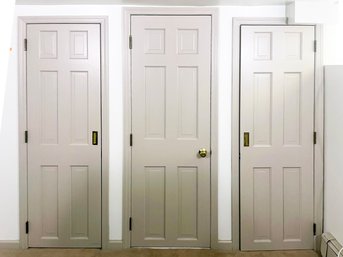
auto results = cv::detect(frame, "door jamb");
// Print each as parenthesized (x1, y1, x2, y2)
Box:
(231, 18, 324, 251)
(18, 16, 109, 249)
(122, 7, 221, 249)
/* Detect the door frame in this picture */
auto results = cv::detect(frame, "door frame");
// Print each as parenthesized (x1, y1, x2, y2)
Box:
(18, 16, 109, 249)
(231, 18, 324, 251)
(122, 7, 222, 249)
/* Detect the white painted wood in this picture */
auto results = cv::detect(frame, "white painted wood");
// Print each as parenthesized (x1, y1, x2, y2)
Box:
(27, 24, 101, 247)
(0, 241, 20, 249)
(131, 15, 211, 247)
(321, 233, 342, 257)
(324, 66, 343, 245)
(313, 24, 324, 252)
(107, 240, 123, 249)
(240, 26, 315, 250)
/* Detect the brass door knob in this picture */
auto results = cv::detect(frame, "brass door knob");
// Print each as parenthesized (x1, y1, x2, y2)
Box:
(198, 148, 207, 158)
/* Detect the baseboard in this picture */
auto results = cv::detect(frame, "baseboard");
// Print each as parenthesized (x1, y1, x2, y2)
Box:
(321, 233, 343, 257)
(213, 240, 233, 250)
(0, 240, 20, 249)
(107, 240, 123, 250)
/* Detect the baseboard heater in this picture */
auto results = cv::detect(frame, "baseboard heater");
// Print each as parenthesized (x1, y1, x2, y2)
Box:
(321, 233, 343, 257)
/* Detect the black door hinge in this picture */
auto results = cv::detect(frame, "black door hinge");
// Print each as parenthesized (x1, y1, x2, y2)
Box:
(129, 35, 132, 49)
(25, 221, 29, 234)
(24, 39, 27, 51)
(129, 217, 132, 231)
(130, 134, 133, 147)
(25, 131, 28, 143)
(313, 223, 316, 236)
(314, 40, 317, 53)
(314, 132, 317, 145)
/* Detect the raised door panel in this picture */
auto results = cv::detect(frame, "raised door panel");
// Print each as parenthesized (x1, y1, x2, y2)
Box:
(283, 73, 301, 146)
(70, 166, 89, 240)
(254, 32, 272, 61)
(39, 31, 58, 59)
(70, 31, 88, 59)
(177, 167, 198, 240)
(177, 29, 199, 54)
(144, 67, 166, 139)
(41, 166, 59, 240)
(253, 168, 272, 243)
(70, 71, 89, 145)
(284, 32, 302, 60)
(40, 71, 59, 145)
(177, 67, 199, 139)
(144, 29, 165, 54)
(144, 167, 166, 240)
(253, 73, 272, 146)
(283, 167, 301, 242)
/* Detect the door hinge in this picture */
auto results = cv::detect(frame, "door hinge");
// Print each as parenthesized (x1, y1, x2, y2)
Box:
(313, 223, 316, 236)
(25, 131, 28, 143)
(130, 134, 133, 146)
(313, 131, 317, 145)
(129, 35, 132, 49)
(129, 217, 132, 231)
(314, 40, 317, 53)
(25, 221, 29, 234)
(24, 39, 27, 51)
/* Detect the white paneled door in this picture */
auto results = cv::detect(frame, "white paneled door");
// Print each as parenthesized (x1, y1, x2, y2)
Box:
(131, 16, 212, 247)
(240, 26, 315, 250)
(27, 24, 101, 247)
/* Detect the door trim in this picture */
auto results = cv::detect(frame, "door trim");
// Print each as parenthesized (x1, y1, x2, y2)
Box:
(122, 7, 220, 249)
(18, 16, 109, 249)
(231, 18, 324, 251)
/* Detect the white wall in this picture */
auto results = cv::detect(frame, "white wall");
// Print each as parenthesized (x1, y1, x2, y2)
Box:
(0, 1, 16, 240)
(0, 39, 19, 241)
(286, 0, 339, 25)
(322, 1, 343, 246)
(324, 66, 343, 244)
(323, 1, 343, 65)
(0, 4, 285, 242)
(0, 1, 15, 130)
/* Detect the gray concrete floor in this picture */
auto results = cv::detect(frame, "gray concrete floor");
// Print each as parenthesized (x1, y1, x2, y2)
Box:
(0, 249, 320, 257)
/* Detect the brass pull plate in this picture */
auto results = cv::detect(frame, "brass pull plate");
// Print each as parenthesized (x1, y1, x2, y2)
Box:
(92, 131, 98, 145)
(244, 132, 249, 147)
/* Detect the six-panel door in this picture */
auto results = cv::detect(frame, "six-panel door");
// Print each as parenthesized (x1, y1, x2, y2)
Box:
(131, 16, 212, 247)
(240, 26, 315, 250)
(27, 24, 101, 247)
